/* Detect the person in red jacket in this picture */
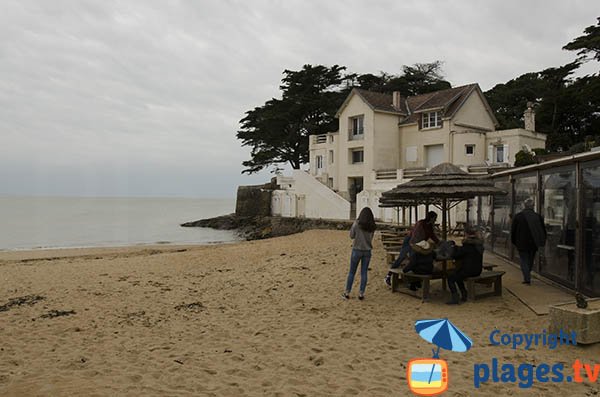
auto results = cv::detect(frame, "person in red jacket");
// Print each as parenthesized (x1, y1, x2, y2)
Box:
(402, 211, 440, 290)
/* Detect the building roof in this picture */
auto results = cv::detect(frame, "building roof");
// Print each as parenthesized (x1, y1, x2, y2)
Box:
(354, 89, 408, 115)
(336, 83, 499, 126)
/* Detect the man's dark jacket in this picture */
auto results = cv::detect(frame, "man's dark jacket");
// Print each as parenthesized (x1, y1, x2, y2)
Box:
(511, 208, 546, 252)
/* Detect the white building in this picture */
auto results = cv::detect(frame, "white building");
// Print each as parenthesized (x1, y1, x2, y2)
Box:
(272, 84, 546, 222)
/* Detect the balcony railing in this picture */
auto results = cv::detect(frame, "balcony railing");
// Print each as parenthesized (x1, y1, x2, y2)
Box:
(313, 134, 327, 144)
(375, 169, 398, 180)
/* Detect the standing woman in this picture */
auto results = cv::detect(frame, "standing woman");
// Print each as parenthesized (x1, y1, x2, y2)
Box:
(343, 207, 376, 300)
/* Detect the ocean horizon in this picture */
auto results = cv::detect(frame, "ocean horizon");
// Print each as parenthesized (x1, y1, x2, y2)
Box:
(0, 196, 239, 250)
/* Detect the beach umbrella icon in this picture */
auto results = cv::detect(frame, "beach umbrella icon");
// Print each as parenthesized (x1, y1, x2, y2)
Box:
(415, 318, 472, 358)
(414, 318, 472, 387)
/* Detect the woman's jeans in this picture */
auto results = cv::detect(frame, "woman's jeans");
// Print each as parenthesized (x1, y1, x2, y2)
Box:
(390, 235, 412, 269)
(345, 249, 371, 294)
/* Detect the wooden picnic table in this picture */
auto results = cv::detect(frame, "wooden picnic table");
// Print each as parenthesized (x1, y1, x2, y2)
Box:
(390, 249, 501, 302)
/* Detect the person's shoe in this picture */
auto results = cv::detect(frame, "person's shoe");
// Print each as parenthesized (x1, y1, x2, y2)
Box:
(342, 292, 350, 300)
(522, 281, 531, 285)
(446, 292, 460, 305)
(358, 294, 365, 301)
(384, 275, 391, 287)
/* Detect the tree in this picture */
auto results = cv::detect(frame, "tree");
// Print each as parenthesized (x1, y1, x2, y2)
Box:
(484, 73, 548, 130)
(484, 62, 587, 151)
(395, 61, 452, 95)
(514, 149, 537, 167)
(563, 17, 600, 64)
(355, 61, 451, 95)
(237, 65, 354, 174)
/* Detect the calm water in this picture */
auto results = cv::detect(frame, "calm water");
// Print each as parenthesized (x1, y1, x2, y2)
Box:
(0, 196, 239, 250)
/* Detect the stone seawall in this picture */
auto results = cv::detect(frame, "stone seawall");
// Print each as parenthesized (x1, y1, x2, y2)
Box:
(235, 180, 276, 218)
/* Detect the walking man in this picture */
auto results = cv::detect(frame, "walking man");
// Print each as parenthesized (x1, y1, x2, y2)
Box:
(511, 198, 546, 285)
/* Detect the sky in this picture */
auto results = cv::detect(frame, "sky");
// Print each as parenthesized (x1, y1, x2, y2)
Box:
(1, 1, 598, 198)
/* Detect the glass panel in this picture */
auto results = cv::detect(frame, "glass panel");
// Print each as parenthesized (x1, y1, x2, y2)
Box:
(514, 176, 538, 211)
(540, 168, 576, 285)
(582, 164, 600, 295)
(492, 178, 511, 257)
(479, 196, 493, 250)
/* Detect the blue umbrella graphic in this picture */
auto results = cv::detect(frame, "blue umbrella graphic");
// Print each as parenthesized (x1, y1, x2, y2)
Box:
(415, 318, 472, 384)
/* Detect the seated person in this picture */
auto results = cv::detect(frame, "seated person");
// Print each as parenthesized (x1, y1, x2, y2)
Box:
(385, 211, 439, 287)
(402, 240, 436, 290)
(446, 227, 484, 304)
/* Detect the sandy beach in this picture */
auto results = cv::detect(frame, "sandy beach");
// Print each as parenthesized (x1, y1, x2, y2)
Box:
(1, 230, 599, 396)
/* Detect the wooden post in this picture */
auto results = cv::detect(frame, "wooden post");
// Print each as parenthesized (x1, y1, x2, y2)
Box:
(466, 199, 470, 225)
(442, 198, 448, 240)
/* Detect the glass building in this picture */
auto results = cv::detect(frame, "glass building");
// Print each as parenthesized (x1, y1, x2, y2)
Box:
(483, 151, 600, 296)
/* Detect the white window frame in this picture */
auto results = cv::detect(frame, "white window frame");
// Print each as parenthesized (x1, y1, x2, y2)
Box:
(329, 150, 334, 164)
(316, 155, 323, 169)
(421, 111, 442, 129)
(349, 115, 364, 140)
(495, 145, 505, 163)
(351, 149, 364, 164)
(465, 144, 475, 156)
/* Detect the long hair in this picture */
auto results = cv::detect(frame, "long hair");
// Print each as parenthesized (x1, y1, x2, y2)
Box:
(357, 207, 376, 232)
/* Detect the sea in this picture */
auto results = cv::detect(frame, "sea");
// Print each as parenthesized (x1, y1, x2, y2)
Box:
(0, 196, 240, 250)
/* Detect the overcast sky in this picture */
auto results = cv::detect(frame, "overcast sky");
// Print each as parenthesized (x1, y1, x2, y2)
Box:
(1, 1, 597, 198)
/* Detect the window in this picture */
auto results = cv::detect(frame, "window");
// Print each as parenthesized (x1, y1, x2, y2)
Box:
(422, 111, 442, 129)
(495, 145, 505, 163)
(329, 150, 334, 164)
(351, 149, 364, 164)
(488, 144, 509, 163)
(316, 155, 323, 169)
(349, 115, 364, 140)
(465, 144, 475, 156)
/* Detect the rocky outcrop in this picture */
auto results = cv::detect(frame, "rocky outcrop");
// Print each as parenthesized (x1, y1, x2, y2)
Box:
(181, 214, 353, 240)
(182, 214, 400, 241)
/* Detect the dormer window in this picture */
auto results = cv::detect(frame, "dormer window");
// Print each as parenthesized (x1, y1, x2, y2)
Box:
(422, 111, 442, 129)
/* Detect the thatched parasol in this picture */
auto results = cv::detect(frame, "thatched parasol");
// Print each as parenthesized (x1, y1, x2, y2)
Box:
(379, 163, 507, 238)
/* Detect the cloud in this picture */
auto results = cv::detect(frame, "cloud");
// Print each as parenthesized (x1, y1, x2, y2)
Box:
(0, 0, 597, 197)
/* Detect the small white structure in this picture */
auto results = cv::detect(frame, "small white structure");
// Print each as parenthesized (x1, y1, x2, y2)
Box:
(272, 85, 546, 222)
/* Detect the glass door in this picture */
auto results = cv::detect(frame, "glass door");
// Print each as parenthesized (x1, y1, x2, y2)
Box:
(540, 167, 576, 287)
(582, 162, 600, 296)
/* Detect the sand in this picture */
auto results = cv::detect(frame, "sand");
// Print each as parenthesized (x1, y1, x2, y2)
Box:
(1, 230, 599, 396)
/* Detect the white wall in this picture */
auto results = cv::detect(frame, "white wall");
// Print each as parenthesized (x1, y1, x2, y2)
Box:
(273, 170, 350, 220)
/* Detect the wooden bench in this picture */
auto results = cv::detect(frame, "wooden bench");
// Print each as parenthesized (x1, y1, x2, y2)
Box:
(390, 270, 444, 302)
(483, 263, 498, 271)
(464, 271, 505, 301)
(385, 250, 401, 265)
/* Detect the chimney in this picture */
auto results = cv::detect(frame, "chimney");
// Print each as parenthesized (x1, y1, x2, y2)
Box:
(392, 91, 401, 110)
(524, 102, 535, 131)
